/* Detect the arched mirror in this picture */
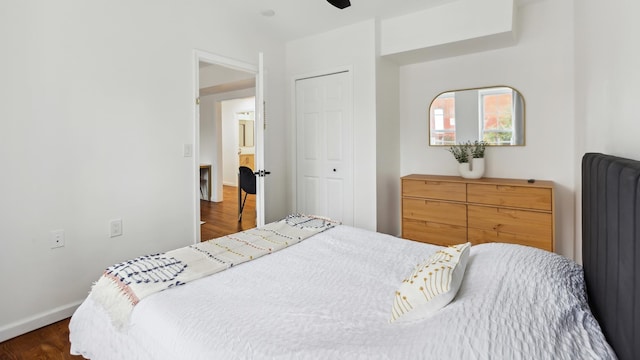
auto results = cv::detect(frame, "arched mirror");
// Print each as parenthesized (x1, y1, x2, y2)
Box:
(428, 86, 525, 146)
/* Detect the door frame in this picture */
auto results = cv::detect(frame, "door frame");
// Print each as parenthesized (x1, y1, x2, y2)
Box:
(192, 50, 263, 242)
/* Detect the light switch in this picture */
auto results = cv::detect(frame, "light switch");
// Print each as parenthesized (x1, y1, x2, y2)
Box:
(183, 144, 193, 157)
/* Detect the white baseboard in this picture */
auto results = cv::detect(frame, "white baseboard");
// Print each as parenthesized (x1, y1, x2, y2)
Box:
(0, 301, 82, 342)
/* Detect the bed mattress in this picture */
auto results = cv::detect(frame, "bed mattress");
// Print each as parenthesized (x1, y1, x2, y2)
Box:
(70, 225, 615, 359)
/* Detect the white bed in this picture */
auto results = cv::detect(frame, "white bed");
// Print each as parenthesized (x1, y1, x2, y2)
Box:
(70, 224, 615, 360)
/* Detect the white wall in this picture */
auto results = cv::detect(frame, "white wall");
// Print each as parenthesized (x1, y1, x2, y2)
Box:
(574, 0, 640, 261)
(381, 0, 515, 59)
(398, 0, 576, 258)
(575, 0, 640, 159)
(200, 96, 217, 169)
(375, 54, 401, 235)
(286, 20, 378, 231)
(0, 0, 286, 341)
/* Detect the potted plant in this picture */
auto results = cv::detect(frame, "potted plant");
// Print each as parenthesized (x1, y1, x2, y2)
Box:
(471, 140, 487, 159)
(448, 141, 486, 179)
(448, 143, 470, 164)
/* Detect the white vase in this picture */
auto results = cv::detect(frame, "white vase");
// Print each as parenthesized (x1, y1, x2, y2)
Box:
(458, 162, 470, 177)
(459, 158, 485, 179)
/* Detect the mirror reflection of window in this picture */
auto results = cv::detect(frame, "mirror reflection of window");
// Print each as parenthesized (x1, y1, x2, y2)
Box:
(479, 88, 513, 145)
(434, 109, 444, 130)
(429, 93, 456, 145)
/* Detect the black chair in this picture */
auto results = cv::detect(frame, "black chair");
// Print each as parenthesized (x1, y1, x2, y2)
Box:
(238, 166, 256, 222)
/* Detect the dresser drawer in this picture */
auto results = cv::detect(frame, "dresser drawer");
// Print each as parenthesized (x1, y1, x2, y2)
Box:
(402, 198, 466, 227)
(467, 184, 552, 211)
(467, 229, 553, 251)
(402, 218, 467, 246)
(403, 179, 466, 202)
(467, 205, 553, 249)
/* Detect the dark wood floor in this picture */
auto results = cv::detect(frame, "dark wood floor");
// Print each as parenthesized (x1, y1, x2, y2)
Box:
(201, 185, 256, 240)
(0, 185, 256, 359)
(0, 318, 82, 359)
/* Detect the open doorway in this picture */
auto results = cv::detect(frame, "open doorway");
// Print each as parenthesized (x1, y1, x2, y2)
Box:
(195, 53, 260, 241)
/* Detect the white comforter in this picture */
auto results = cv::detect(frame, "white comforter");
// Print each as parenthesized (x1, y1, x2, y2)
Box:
(70, 225, 615, 360)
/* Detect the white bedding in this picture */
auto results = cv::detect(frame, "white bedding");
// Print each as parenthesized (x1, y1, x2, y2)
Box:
(70, 225, 616, 360)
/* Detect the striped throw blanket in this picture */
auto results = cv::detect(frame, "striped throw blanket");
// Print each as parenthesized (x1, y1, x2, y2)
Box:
(89, 214, 337, 330)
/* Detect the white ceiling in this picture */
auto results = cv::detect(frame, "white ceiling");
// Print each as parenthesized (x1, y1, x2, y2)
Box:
(222, 0, 459, 42)
(222, 0, 540, 43)
(200, 77, 256, 96)
(201, 0, 539, 93)
(199, 0, 458, 93)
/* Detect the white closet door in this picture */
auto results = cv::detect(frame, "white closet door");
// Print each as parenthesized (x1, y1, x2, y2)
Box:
(295, 71, 353, 225)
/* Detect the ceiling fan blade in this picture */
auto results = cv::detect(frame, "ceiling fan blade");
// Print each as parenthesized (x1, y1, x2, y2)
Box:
(327, 0, 351, 9)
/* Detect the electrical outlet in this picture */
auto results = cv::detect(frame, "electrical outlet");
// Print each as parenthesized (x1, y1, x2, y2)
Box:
(50, 229, 65, 249)
(109, 219, 123, 238)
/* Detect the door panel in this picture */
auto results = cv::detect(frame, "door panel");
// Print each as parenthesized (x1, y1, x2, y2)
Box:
(304, 176, 320, 213)
(326, 113, 343, 160)
(295, 72, 353, 225)
(304, 114, 320, 160)
(326, 178, 344, 220)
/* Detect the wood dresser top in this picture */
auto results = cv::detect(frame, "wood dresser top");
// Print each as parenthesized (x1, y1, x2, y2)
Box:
(402, 174, 554, 189)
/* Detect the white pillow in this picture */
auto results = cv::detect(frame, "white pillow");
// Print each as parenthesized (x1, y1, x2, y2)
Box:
(390, 242, 471, 323)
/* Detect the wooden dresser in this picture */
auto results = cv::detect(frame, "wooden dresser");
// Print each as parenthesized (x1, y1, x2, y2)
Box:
(239, 154, 255, 170)
(401, 174, 554, 252)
